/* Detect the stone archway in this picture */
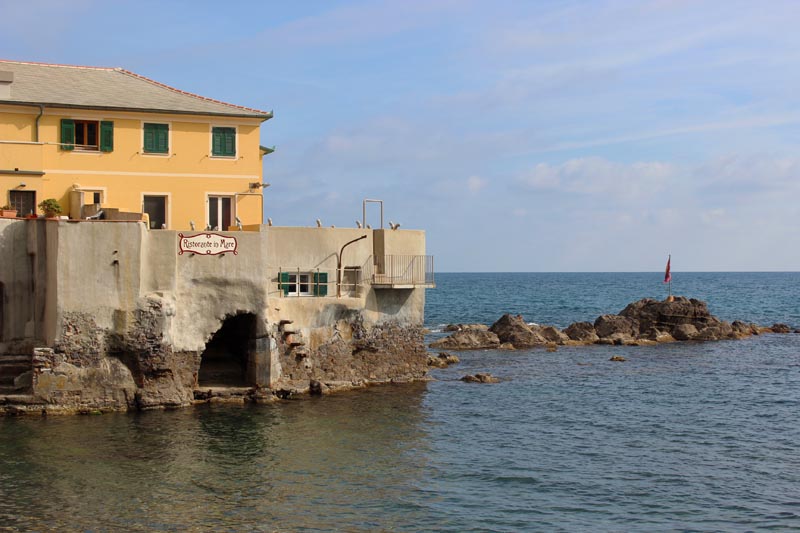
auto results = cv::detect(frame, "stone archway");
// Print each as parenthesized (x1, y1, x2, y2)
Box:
(198, 313, 257, 387)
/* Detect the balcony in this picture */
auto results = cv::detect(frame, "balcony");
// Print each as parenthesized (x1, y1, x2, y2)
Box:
(367, 255, 435, 289)
(0, 141, 44, 175)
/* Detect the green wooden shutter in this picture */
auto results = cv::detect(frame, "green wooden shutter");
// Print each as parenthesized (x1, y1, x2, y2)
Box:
(280, 271, 291, 296)
(100, 121, 114, 152)
(313, 272, 328, 296)
(212, 127, 235, 156)
(143, 124, 155, 153)
(144, 124, 169, 154)
(224, 129, 235, 156)
(60, 119, 75, 151)
(156, 125, 168, 153)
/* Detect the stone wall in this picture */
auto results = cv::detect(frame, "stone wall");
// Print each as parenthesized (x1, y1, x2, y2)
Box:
(0, 219, 431, 414)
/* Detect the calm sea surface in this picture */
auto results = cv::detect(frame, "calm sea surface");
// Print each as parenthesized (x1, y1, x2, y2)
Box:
(1, 272, 799, 531)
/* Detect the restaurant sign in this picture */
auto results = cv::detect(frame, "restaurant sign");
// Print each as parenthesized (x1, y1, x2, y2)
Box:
(178, 233, 238, 256)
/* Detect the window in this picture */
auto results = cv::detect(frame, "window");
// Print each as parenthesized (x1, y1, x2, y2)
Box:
(208, 195, 233, 230)
(143, 123, 169, 154)
(60, 119, 113, 152)
(279, 272, 328, 296)
(9, 190, 35, 217)
(143, 195, 167, 229)
(211, 127, 236, 157)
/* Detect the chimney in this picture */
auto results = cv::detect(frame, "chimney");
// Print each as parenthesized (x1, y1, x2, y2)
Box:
(0, 71, 13, 99)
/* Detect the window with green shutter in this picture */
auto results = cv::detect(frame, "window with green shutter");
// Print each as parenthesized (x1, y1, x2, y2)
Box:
(60, 119, 75, 151)
(280, 271, 291, 296)
(143, 123, 169, 154)
(211, 127, 236, 157)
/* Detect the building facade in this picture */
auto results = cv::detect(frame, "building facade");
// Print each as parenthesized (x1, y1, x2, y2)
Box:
(0, 61, 434, 414)
(0, 60, 271, 229)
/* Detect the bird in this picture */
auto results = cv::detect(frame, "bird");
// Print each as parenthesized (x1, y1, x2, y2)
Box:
(189, 220, 195, 230)
(316, 219, 322, 227)
(356, 221, 362, 228)
(205, 224, 211, 231)
(330, 225, 335, 228)
(267, 218, 273, 226)
(235, 216, 243, 230)
(366, 224, 372, 229)
(390, 222, 401, 230)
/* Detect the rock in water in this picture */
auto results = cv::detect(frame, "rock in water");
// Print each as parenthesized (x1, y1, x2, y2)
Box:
(489, 314, 546, 348)
(429, 329, 500, 350)
(460, 373, 500, 383)
(594, 314, 639, 342)
(564, 322, 600, 343)
(427, 352, 461, 367)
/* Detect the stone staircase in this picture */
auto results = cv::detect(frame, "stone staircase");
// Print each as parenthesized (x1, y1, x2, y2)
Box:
(0, 354, 33, 394)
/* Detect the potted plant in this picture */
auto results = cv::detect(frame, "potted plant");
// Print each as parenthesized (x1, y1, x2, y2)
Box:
(38, 198, 62, 219)
(0, 205, 17, 218)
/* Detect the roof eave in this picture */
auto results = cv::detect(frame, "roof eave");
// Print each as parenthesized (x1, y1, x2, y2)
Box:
(0, 100, 272, 120)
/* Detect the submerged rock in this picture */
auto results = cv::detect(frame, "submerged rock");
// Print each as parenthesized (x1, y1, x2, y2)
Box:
(460, 373, 500, 384)
(427, 352, 461, 368)
(609, 355, 626, 362)
(770, 323, 791, 334)
(444, 324, 489, 332)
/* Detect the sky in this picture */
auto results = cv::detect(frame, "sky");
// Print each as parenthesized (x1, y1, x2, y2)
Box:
(2, 0, 799, 271)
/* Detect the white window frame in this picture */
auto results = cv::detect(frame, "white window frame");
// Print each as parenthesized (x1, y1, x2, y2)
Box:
(205, 192, 237, 230)
(285, 272, 313, 296)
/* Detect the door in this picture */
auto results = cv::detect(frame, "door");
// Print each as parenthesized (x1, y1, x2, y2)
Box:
(208, 196, 233, 230)
(143, 195, 167, 229)
(9, 191, 35, 217)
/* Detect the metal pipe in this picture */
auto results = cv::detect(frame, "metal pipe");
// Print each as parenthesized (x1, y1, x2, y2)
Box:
(362, 199, 384, 229)
(337, 235, 367, 297)
(34, 105, 44, 142)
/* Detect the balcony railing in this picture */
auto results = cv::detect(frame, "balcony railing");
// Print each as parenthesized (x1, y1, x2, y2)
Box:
(366, 255, 435, 288)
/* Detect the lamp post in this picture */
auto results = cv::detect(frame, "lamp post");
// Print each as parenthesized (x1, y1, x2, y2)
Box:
(337, 234, 367, 297)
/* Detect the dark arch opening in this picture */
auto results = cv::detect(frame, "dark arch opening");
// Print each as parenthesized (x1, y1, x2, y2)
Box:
(198, 313, 256, 387)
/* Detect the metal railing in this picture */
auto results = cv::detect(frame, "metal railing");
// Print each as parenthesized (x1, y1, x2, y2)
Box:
(366, 255, 435, 286)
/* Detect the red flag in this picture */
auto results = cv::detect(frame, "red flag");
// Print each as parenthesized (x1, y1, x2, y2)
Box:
(664, 255, 671, 283)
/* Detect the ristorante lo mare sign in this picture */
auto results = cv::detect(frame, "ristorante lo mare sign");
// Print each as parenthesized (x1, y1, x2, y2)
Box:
(178, 233, 238, 255)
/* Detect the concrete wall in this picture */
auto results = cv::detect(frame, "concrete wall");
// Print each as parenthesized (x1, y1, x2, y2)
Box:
(0, 220, 432, 411)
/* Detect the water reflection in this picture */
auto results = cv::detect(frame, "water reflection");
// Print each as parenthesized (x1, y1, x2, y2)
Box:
(0, 383, 431, 531)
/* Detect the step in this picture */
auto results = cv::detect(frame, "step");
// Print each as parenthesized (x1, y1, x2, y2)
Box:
(0, 355, 32, 365)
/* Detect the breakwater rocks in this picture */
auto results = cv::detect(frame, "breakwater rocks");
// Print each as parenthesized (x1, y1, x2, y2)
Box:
(430, 297, 796, 351)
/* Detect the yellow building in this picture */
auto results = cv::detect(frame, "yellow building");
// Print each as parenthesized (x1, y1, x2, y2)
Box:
(0, 59, 272, 229)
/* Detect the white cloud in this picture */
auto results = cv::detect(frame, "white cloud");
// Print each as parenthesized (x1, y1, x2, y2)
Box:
(520, 157, 676, 201)
(466, 176, 487, 193)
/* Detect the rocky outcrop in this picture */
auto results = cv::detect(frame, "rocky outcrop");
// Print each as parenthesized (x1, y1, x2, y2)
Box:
(430, 296, 794, 353)
(429, 329, 500, 350)
(594, 315, 639, 342)
(564, 322, 599, 343)
(489, 314, 546, 348)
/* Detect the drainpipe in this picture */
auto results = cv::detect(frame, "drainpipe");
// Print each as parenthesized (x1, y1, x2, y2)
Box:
(337, 235, 367, 297)
(34, 105, 44, 142)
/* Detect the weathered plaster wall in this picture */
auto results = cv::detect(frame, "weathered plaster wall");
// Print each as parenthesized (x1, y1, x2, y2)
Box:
(1, 221, 431, 412)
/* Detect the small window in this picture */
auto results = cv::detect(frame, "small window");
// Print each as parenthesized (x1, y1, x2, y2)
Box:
(143, 123, 169, 154)
(60, 119, 113, 152)
(279, 272, 328, 296)
(211, 127, 236, 157)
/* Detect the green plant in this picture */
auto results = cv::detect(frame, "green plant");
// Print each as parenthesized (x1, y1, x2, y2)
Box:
(38, 198, 62, 217)
(1, 205, 12, 210)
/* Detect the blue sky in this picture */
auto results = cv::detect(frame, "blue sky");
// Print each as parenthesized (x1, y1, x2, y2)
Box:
(2, 0, 799, 271)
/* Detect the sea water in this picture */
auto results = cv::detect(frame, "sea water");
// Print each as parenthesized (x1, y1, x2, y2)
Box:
(1, 272, 798, 531)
